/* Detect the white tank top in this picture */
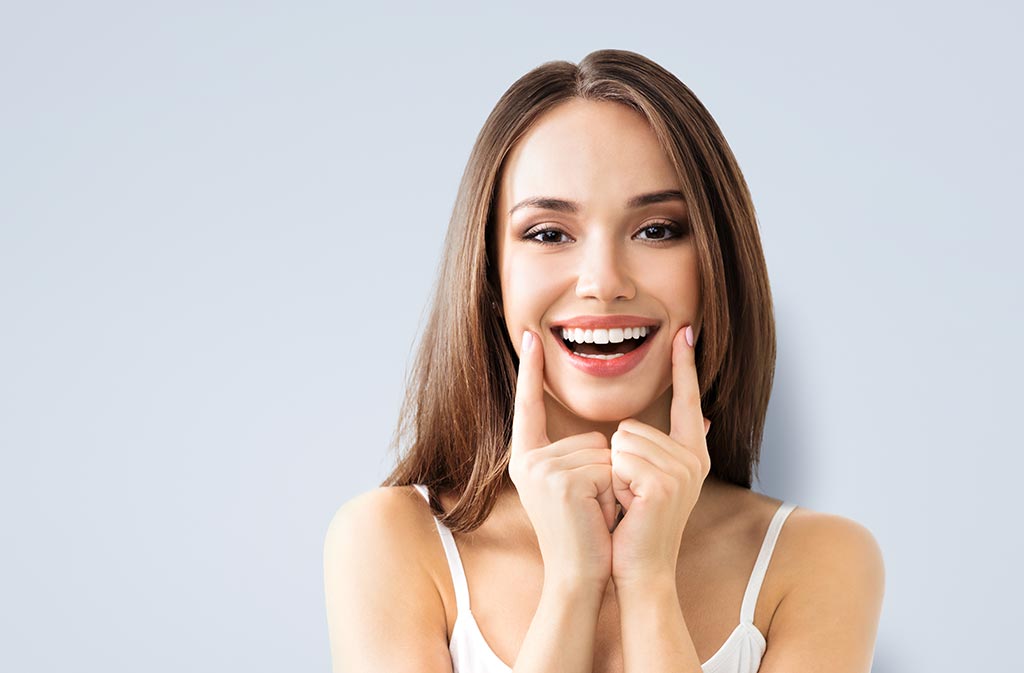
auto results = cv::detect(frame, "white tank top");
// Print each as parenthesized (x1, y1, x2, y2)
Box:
(412, 483, 798, 673)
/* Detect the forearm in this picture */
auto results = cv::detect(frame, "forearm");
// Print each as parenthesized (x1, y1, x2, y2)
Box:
(616, 574, 702, 673)
(512, 577, 605, 673)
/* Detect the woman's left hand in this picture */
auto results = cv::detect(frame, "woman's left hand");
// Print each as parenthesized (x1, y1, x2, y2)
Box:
(609, 324, 712, 585)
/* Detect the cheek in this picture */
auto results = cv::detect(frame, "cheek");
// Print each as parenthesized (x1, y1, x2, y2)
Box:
(645, 260, 699, 307)
(501, 254, 564, 312)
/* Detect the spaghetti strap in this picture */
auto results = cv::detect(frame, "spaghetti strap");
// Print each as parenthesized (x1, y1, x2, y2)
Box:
(738, 501, 798, 624)
(412, 484, 473, 614)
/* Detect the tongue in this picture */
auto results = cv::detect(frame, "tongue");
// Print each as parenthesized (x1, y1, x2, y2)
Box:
(572, 338, 642, 355)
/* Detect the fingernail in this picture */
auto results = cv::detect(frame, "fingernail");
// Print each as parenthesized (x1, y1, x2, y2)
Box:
(522, 330, 533, 351)
(685, 325, 695, 348)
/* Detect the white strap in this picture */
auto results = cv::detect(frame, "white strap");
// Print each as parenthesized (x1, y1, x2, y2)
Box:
(739, 502, 798, 624)
(412, 484, 472, 613)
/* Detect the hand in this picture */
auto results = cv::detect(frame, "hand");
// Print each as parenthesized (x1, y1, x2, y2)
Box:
(507, 330, 619, 590)
(609, 325, 712, 586)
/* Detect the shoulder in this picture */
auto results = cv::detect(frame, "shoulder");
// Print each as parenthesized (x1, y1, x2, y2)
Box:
(732, 489, 885, 593)
(325, 485, 437, 541)
(758, 504, 886, 672)
(775, 506, 885, 592)
(323, 486, 454, 672)
(323, 485, 444, 584)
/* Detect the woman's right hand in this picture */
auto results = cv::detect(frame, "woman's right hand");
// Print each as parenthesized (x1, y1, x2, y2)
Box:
(507, 330, 618, 590)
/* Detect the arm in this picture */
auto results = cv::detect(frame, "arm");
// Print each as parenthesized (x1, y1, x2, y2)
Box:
(757, 514, 886, 673)
(512, 577, 606, 673)
(324, 486, 607, 673)
(323, 488, 454, 673)
(615, 513, 886, 673)
(615, 573, 703, 673)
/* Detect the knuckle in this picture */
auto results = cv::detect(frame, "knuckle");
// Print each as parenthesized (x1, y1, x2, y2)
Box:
(668, 463, 689, 483)
(651, 479, 674, 500)
(679, 449, 702, 475)
(511, 452, 540, 482)
(698, 450, 711, 475)
(523, 452, 544, 477)
(545, 470, 573, 496)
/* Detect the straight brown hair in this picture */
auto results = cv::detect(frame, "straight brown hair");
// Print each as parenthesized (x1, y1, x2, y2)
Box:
(381, 49, 776, 534)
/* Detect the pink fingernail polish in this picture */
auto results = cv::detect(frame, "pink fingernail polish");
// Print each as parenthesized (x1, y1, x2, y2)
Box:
(522, 330, 533, 351)
(685, 325, 695, 348)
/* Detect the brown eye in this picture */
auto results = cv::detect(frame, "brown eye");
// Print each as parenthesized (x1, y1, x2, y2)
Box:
(523, 228, 571, 245)
(636, 221, 686, 242)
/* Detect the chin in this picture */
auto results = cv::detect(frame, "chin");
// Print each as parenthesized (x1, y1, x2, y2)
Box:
(556, 392, 653, 424)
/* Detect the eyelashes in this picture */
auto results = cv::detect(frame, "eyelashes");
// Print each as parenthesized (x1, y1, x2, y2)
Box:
(521, 220, 689, 246)
(524, 228, 570, 245)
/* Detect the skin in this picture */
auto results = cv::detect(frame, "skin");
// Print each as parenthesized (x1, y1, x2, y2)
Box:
(496, 98, 701, 438)
(495, 97, 720, 587)
(323, 99, 885, 673)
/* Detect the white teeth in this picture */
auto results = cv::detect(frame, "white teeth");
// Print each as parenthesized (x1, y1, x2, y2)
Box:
(560, 326, 650, 344)
(575, 352, 626, 360)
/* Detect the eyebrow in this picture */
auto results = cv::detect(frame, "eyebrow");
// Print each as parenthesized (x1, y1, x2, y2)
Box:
(507, 190, 686, 217)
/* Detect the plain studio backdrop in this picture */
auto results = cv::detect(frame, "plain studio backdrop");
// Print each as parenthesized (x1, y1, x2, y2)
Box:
(1, 2, 1020, 671)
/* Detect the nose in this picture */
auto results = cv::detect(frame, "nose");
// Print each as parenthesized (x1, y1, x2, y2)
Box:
(574, 234, 636, 302)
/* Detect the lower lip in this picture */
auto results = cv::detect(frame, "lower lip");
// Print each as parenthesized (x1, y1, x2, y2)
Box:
(552, 328, 658, 378)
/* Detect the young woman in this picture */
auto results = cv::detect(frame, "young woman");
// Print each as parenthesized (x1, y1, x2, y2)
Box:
(323, 49, 885, 673)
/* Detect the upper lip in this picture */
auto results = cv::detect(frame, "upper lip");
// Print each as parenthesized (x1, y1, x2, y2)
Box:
(550, 315, 660, 330)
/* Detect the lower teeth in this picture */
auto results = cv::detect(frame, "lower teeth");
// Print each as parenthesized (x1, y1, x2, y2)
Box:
(572, 352, 626, 360)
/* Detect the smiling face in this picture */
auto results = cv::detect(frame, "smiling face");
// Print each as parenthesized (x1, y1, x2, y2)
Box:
(495, 98, 701, 437)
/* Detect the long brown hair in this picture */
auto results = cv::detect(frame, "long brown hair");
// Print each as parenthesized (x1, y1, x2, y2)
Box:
(381, 49, 776, 534)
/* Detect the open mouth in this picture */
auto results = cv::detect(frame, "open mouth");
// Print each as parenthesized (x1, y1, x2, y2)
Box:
(552, 326, 659, 359)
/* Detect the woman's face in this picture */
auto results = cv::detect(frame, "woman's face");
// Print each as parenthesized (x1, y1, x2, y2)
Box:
(495, 98, 700, 426)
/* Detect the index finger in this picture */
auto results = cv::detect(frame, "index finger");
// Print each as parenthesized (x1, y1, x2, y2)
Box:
(510, 330, 549, 453)
(669, 324, 706, 448)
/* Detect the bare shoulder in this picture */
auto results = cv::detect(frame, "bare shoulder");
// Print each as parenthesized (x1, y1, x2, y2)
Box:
(323, 486, 453, 673)
(325, 485, 440, 545)
(771, 505, 886, 593)
(757, 502, 886, 673)
(323, 485, 446, 587)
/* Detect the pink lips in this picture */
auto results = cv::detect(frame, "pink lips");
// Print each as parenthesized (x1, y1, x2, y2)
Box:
(550, 322, 660, 378)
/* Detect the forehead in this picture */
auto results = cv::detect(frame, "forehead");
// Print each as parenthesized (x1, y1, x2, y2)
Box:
(497, 99, 680, 220)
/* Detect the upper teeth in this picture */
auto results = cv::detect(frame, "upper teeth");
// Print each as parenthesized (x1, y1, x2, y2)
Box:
(560, 326, 650, 344)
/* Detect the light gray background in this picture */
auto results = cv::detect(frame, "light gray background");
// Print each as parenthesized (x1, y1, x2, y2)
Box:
(2, 2, 1020, 671)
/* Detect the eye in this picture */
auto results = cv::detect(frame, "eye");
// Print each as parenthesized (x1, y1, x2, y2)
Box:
(522, 227, 572, 246)
(635, 220, 687, 243)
